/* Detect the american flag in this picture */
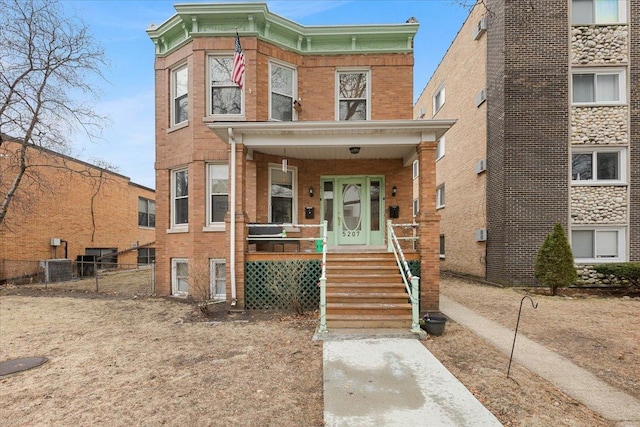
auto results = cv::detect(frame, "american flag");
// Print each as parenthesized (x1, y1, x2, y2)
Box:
(232, 31, 245, 88)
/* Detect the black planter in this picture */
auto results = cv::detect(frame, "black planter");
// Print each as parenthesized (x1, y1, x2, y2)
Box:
(423, 316, 447, 336)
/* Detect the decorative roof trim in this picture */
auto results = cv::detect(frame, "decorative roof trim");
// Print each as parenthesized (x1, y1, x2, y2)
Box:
(147, 2, 418, 57)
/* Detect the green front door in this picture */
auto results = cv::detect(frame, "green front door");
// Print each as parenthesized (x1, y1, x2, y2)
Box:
(322, 176, 383, 246)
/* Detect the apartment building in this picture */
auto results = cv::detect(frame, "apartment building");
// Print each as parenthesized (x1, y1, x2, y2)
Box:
(415, 0, 638, 285)
(147, 2, 455, 319)
(0, 138, 156, 282)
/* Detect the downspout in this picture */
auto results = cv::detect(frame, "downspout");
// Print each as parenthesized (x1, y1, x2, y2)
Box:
(228, 127, 237, 306)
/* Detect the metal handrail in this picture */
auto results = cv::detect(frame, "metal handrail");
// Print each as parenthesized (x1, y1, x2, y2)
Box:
(387, 220, 421, 333)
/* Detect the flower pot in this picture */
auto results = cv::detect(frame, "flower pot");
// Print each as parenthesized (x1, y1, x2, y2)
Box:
(423, 316, 447, 336)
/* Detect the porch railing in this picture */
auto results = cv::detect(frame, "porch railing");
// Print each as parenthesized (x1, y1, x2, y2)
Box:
(387, 220, 421, 333)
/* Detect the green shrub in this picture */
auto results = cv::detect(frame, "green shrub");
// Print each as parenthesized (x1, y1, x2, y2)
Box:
(592, 263, 640, 289)
(534, 223, 578, 295)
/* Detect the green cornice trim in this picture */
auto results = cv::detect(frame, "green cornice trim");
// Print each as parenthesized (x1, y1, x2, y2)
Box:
(146, 2, 418, 57)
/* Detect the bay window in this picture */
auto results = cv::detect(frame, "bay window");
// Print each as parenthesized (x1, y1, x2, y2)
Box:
(270, 62, 296, 121)
(269, 166, 296, 223)
(209, 55, 243, 117)
(171, 168, 188, 229)
(171, 64, 188, 126)
(206, 164, 229, 228)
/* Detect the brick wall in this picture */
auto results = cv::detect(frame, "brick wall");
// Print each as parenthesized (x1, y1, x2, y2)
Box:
(0, 142, 155, 269)
(486, 1, 570, 285)
(414, 5, 488, 279)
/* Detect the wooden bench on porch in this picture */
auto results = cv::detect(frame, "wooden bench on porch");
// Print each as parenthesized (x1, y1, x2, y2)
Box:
(247, 224, 300, 252)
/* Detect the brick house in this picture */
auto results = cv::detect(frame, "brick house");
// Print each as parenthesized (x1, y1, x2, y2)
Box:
(0, 138, 156, 282)
(414, 0, 638, 285)
(147, 3, 454, 329)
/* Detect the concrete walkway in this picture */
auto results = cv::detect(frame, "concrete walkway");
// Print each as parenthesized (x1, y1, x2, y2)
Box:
(323, 337, 502, 426)
(440, 295, 640, 427)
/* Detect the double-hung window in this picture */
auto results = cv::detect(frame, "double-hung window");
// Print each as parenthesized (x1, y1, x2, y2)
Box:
(171, 64, 188, 127)
(206, 164, 229, 229)
(172, 258, 189, 296)
(210, 259, 226, 300)
(171, 168, 188, 229)
(572, 0, 626, 24)
(436, 184, 445, 209)
(138, 197, 156, 228)
(209, 55, 243, 117)
(572, 227, 626, 263)
(439, 235, 446, 259)
(337, 70, 369, 120)
(436, 137, 445, 161)
(433, 85, 445, 115)
(270, 62, 296, 121)
(572, 69, 626, 105)
(269, 166, 296, 224)
(571, 148, 626, 184)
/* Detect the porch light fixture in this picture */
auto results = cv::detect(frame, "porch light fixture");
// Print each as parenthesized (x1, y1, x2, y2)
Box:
(392, 186, 397, 197)
(309, 186, 314, 197)
(349, 146, 360, 154)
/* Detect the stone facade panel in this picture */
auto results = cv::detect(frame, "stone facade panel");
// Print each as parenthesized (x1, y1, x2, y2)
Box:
(570, 186, 627, 224)
(571, 25, 628, 65)
(571, 106, 628, 145)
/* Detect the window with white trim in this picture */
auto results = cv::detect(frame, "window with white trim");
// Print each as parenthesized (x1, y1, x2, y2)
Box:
(436, 136, 445, 161)
(172, 258, 189, 296)
(210, 259, 226, 300)
(171, 168, 188, 229)
(209, 55, 243, 117)
(337, 70, 369, 120)
(270, 62, 296, 121)
(572, 0, 626, 24)
(439, 235, 445, 259)
(571, 148, 626, 184)
(412, 160, 419, 179)
(206, 164, 229, 227)
(413, 199, 419, 217)
(433, 85, 445, 115)
(436, 184, 445, 209)
(269, 165, 296, 223)
(171, 64, 188, 126)
(571, 227, 626, 263)
(138, 197, 155, 228)
(572, 69, 626, 105)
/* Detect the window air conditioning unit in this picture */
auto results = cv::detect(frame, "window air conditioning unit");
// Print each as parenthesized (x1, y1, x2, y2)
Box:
(475, 159, 487, 174)
(51, 238, 61, 247)
(418, 106, 426, 118)
(473, 16, 487, 40)
(475, 88, 487, 107)
(475, 229, 487, 242)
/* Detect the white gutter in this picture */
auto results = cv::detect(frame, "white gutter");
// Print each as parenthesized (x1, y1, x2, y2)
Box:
(228, 127, 237, 306)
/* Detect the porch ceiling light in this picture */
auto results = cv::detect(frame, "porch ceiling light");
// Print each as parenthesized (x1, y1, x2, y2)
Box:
(349, 146, 360, 154)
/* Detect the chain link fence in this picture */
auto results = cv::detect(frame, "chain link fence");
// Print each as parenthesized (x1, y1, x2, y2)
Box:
(1, 259, 155, 298)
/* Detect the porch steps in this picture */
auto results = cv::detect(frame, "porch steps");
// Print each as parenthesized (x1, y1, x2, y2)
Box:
(324, 252, 413, 329)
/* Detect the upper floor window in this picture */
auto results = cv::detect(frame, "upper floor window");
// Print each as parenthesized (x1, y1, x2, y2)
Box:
(436, 184, 445, 209)
(436, 136, 445, 161)
(433, 85, 445, 115)
(138, 197, 156, 228)
(337, 70, 369, 120)
(571, 148, 626, 184)
(270, 62, 296, 121)
(207, 164, 229, 227)
(572, 69, 625, 105)
(171, 64, 188, 126)
(209, 55, 243, 117)
(171, 168, 188, 229)
(413, 160, 419, 179)
(572, 227, 626, 263)
(572, 0, 626, 24)
(269, 165, 296, 223)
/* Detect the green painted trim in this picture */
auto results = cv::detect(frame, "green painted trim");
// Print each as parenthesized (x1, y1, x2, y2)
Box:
(147, 2, 418, 57)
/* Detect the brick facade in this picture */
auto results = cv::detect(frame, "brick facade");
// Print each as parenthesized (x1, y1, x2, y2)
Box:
(0, 141, 155, 277)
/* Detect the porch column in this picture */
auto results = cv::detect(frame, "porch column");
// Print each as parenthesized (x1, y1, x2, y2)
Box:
(226, 141, 249, 309)
(416, 141, 440, 314)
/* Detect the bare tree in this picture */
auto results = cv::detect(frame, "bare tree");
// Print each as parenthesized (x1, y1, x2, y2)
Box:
(0, 0, 108, 225)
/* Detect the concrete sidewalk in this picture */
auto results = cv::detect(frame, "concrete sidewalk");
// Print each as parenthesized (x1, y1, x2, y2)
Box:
(322, 337, 502, 426)
(440, 295, 640, 427)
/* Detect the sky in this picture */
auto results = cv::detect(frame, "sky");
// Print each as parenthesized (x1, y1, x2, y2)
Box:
(62, 0, 473, 189)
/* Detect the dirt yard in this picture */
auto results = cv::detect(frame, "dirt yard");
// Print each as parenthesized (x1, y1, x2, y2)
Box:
(1, 276, 638, 426)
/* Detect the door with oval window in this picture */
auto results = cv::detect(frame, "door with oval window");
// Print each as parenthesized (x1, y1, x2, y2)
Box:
(337, 178, 367, 245)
